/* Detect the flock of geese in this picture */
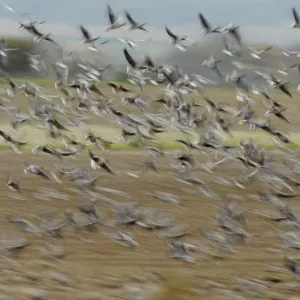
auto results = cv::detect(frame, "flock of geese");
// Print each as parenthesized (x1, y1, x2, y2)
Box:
(2, 3, 300, 299)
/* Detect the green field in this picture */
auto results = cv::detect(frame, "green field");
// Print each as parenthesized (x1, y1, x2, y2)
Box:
(1, 78, 300, 150)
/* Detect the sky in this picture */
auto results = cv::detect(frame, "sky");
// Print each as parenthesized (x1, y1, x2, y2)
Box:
(1, 0, 300, 53)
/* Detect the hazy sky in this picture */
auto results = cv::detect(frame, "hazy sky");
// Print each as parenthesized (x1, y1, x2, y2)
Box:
(1, 0, 300, 50)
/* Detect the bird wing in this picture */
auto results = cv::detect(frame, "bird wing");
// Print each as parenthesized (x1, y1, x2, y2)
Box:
(108, 82, 118, 89)
(262, 46, 272, 53)
(199, 13, 211, 30)
(204, 97, 217, 109)
(293, 7, 300, 24)
(124, 11, 137, 25)
(223, 34, 230, 50)
(144, 55, 155, 68)
(123, 48, 136, 68)
(165, 26, 177, 39)
(101, 162, 114, 174)
(107, 4, 116, 24)
(88, 150, 95, 160)
(30, 24, 42, 35)
(229, 29, 242, 45)
(37, 167, 51, 179)
(79, 25, 91, 40)
(45, 36, 60, 47)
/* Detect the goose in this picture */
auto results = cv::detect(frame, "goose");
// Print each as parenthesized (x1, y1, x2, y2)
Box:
(23, 163, 51, 180)
(248, 46, 273, 59)
(198, 13, 221, 35)
(222, 34, 241, 57)
(24, 23, 60, 47)
(88, 150, 114, 174)
(118, 37, 151, 48)
(124, 10, 149, 32)
(221, 23, 242, 45)
(202, 56, 223, 78)
(105, 4, 126, 31)
(6, 175, 21, 193)
(107, 82, 132, 94)
(79, 25, 108, 51)
(290, 7, 300, 28)
(165, 26, 189, 51)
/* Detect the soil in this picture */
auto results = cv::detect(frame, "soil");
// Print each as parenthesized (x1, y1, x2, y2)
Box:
(0, 150, 298, 299)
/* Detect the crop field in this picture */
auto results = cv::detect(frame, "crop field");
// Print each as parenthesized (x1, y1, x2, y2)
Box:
(0, 83, 300, 299)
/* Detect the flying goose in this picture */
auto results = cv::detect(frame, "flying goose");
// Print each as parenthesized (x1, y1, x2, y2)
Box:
(221, 23, 242, 45)
(279, 47, 300, 57)
(118, 38, 138, 48)
(118, 37, 151, 48)
(124, 10, 149, 32)
(0, 130, 28, 150)
(23, 163, 51, 180)
(31, 144, 62, 159)
(165, 26, 189, 51)
(198, 13, 221, 35)
(268, 74, 292, 98)
(102, 229, 139, 247)
(113, 203, 142, 225)
(78, 201, 101, 221)
(168, 240, 195, 263)
(290, 7, 300, 28)
(222, 34, 241, 57)
(6, 175, 21, 193)
(64, 211, 99, 228)
(123, 47, 141, 71)
(248, 46, 273, 59)
(88, 150, 114, 174)
(79, 25, 108, 51)
(24, 23, 60, 47)
(105, 4, 126, 31)
(107, 82, 132, 93)
(202, 56, 223, 78)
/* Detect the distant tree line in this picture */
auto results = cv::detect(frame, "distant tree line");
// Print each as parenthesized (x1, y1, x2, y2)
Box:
(0, 38, 44, 77)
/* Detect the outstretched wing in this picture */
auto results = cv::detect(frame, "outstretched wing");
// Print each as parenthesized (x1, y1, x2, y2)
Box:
(79, 25, 91, 40)
(144, 55, 155, 68)
(107, 5, 116, 24)
(293, 7, 299, 24)
(165, 26, 177, 39)
(108, 82, 118, 89)
(88, 149, 96, 160)
(123, 48, 136, 68)
(199, 13, 211, 31)
(45, 36, 60, 48)
(229, 29, 242, 45)
(124, 11, 137, 25)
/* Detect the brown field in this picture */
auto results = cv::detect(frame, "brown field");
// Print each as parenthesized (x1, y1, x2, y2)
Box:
(0, 149, 299, 300)
(0, 84, 300, 299)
